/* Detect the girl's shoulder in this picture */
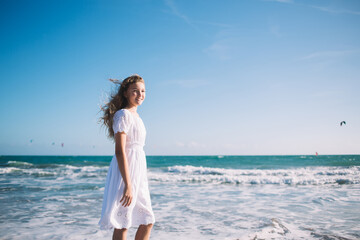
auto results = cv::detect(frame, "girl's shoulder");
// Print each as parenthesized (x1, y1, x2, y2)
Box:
(115, 108, 129, 116)
(113, 109, 130, 120)
(114, 108, 140, 121)
(112, 109, 132, 134)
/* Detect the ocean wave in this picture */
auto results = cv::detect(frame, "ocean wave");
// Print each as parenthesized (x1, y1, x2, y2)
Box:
(148, 165, 360, 185)
(7, 161, 34, 167)
(245, 218, 305, 239)
(244, 218, 354, 240)
(0, 164, 108, 178)
(0, 167, 22, 174)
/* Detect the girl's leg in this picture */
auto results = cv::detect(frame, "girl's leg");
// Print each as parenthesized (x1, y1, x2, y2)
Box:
(135, 224, 153, 240)
(113, 228, 127, 240)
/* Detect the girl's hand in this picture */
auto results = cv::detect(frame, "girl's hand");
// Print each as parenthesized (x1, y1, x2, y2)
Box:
(120, 185, 133, 207)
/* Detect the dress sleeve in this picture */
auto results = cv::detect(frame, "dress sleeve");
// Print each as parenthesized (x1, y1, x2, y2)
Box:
(113, 110, 130, 135)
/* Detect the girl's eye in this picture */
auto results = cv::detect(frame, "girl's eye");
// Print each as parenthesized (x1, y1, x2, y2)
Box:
(131, 89, 145, 93)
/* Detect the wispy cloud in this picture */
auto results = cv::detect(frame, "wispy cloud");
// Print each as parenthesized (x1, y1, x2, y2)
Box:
(176, 141, 206, 148)
(311, 90, 342, 98)
(163, 0, 231, 31)
(203, 28, 242, 60)
(163, 79, 210, 88)
(300, 49, 359, 60)
(269, 24, 282, 37)
(163, 0, 196, 28)
(263, 0, 294, 4)
(163, 0, 236, 61)
(204, 41, 233, 60)
(265, 0, 360, 15)
(193, 20, 232, 28)
(311, 5, 360, 15)
(175, 141, 185, 147)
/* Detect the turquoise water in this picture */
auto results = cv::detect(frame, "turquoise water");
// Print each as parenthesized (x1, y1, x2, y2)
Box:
(2, 154, 359, 168)
(1, 155, 360, 239)
(147, 155, 360, 169)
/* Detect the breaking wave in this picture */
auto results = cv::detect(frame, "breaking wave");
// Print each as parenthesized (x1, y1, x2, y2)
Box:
(148, 165, 360, 185)
(0, 161, 108, 178)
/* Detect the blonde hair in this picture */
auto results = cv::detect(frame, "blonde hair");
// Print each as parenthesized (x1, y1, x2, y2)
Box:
(100, 74, 144, 139)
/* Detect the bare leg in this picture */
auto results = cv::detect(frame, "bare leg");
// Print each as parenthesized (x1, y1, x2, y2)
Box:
(113, 228, 127, 240)
(135, 224, 153, 240)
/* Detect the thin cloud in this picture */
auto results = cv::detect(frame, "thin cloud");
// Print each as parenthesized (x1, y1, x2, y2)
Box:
(203, 27, 243, 60)
(263, 0, 294, 3)
(300, 50, 359, 60)
(269, 24, 283, 38)
(204, 41, 233, 60)
(163, 0, 232, 31)
(187, 141, 206, 148)
(163, 0, 196, 28)
(175, 141, 206, 148)
(311, 5, 360, 15)
(163, 0, 236, 60)
(163, 79, 210, 88)
(311, 90, 342, 98)
(265, 0, 360, 15)
(193, 20, 232, 28)
(175, 141, 185, 147)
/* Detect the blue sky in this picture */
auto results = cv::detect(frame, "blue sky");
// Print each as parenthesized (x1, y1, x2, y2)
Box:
(1, 0, 359, 155)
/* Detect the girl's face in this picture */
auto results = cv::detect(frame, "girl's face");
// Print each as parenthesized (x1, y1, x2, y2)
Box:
(124, 82, 146, 108)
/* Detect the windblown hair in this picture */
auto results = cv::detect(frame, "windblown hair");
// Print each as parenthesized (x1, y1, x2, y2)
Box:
(100, 74, 144, 139)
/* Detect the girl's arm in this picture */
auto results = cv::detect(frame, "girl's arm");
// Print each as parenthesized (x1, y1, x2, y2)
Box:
(114, 132, 133, 207)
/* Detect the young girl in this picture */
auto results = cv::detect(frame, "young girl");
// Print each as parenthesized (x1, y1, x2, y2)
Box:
(99, 75, 155, 240)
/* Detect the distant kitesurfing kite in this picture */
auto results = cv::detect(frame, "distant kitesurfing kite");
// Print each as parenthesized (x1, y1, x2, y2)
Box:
(340, 121, 346, 126)
(61, 143, 64, 147)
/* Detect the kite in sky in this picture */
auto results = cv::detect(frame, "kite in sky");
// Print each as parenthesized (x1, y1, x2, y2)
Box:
(340, 121, 346, 126)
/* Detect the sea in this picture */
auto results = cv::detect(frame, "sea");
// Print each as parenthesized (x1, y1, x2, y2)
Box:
(0, 155, 359, 240)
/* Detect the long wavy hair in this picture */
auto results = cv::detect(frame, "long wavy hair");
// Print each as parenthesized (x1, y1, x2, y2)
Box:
(100, 74, 144, 139)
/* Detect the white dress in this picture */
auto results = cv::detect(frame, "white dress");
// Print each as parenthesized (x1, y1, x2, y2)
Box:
(98, 109, 155, 230)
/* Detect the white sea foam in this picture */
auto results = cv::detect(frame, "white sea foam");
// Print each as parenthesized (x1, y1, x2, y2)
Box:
(0, 167, 22, 174)
(0, 164, 108, 178)
(1, 158, 360, 240)
(0, 167, 55, 176)
(244, 218, 313, 239)
(7, 160, 34, 166)
(148, 165, 360, 185)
